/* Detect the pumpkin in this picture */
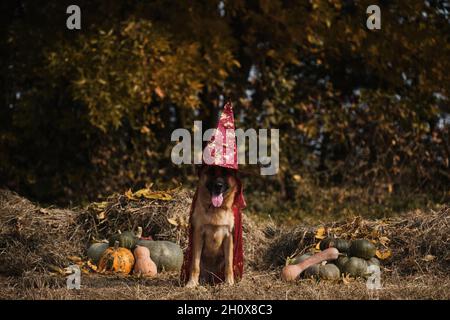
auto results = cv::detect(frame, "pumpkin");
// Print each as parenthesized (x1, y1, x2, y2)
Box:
(303, 264, 320, 278)
(319, 264, 341, 280)
(349, 239, 376, 259)
(342, 257, 368, 277)
(287, 253, 312, 265)
(137, 240, 183, 272)
(334, 255, 349, 272)
(133, 245, 157, 277)
(109, 227, 142, 250)
(320, 237, 350, 253)
(281, 247, 339, 281)
(98, 241, 135, 274)
(87, 242, 109, 265)
(367, 257, 380, 267)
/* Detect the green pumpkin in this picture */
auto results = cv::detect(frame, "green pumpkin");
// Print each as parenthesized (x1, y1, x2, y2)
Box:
(287, 253, 312, 265)
(349, 239, 376, 259)
(366, 257, 380, 267)
(303, 264, 320, 278)
(342, 257, 368, 277)
(87, 242, 109, 265)
(137, 240, 183, 272)
(319, 264, 340, 280)
(320, 237, 350, 253)
(319, 238, 333, 251)
(334, 255, 349, 272)
(109, 230, 139, 249)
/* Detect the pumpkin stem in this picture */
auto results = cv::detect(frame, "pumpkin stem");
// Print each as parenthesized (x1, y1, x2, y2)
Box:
(113, 240, 120, 250)
(136, 226, 143, 238)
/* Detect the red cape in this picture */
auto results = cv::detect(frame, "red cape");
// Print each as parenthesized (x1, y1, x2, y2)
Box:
(181, 177, 245, 284)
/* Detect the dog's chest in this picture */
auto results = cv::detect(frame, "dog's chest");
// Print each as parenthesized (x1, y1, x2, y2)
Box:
(193, 206, 235, 228)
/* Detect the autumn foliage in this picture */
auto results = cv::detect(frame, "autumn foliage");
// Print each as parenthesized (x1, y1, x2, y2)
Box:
(0, 1, 448, 217)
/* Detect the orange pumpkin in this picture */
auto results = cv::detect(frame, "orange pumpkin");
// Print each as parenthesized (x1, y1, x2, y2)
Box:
(98, 241, 135, 274)
(133, 245, 157, 277)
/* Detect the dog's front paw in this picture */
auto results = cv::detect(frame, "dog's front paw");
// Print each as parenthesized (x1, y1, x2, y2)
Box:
(224, 277, 235, 286)
(185, 279, 199, 288)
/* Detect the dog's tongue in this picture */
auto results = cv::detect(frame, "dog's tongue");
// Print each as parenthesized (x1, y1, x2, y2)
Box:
(211, 193, 224, 207)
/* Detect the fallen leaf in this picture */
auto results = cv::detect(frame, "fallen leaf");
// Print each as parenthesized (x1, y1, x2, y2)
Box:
(375, 249, 392, 260)
(47, 264, 65, 275)
(86, 260, 98, 271)
(131, 188, 173, 201)
(167, 218, 178, 226)
(97, 211, 106, 220)
(92, 201, 109, 211)
(125, 188, 137, 200)
(342, 274, 353, 285)
(315, 226, 326, 240)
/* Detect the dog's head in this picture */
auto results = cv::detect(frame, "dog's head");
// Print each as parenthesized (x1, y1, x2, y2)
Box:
(199, 165, 238, 208)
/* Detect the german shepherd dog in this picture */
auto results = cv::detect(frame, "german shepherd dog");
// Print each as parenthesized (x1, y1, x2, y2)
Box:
(185, 165, 239, 287)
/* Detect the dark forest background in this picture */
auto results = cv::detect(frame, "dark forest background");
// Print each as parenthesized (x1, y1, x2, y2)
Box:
(1, 0, 449, 221)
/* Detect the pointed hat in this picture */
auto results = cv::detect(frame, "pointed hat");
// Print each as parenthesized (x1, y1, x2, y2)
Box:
(202, 101, 238, 170)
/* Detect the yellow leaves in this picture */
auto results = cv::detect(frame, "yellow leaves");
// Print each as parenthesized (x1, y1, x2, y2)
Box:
(315, 226, 326, 240)
(375, 249, 392, 260)
(90, 201, 109, 220)
(315, 242, 321, 250)
(47, 264, 65, 275)
(167, 218, 178, 226)
(292, 174, 302, 182)
(167, 215, 189, 228)
(125, 187, 173, 201)
(342, 273, 353, 285)
(86, 260, 98, 271)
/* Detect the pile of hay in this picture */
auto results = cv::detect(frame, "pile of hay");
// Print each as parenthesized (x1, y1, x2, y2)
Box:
(79, 189, 194, 250)
(0, 190, 84, 275)
(0, 188, 448, 277)
(263, 205, 450, 275)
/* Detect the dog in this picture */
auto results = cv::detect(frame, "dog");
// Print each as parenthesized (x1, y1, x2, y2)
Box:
(185, 165, 239, 287)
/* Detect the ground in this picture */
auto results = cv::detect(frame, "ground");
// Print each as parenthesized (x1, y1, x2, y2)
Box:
(1, 271, 449, 300)
(1, 190, 448, 300)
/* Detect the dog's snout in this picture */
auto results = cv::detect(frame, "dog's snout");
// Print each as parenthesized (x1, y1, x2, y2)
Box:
(215, 182, 224, 189)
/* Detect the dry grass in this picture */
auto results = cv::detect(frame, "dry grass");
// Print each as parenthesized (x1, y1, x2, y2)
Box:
(1, 271, 448, 300)
(0, 190, 84, 275)
(0, 188, 448, 300)
(79, 189, 193, 250)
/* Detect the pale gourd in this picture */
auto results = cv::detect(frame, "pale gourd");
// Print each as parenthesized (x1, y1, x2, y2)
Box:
(133, 245, 157, 277)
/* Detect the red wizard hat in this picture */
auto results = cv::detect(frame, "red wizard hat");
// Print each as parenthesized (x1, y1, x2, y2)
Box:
(202, 101, 238, 169)
(181, 101, 245, 285)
